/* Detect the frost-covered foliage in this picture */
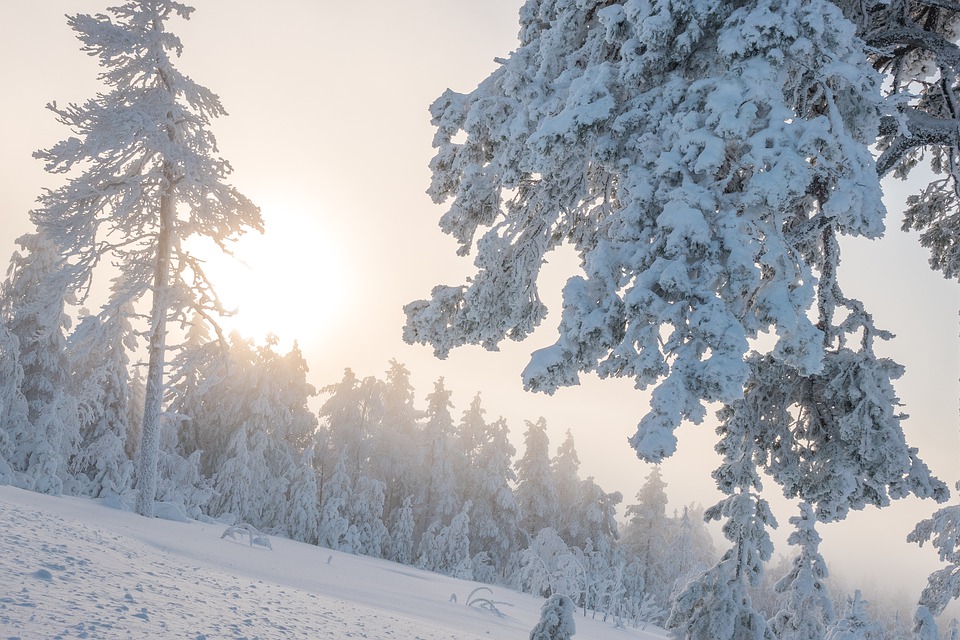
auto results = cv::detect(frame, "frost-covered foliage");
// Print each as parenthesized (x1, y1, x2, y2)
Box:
(30, 0, 261, 516)
(405, 0, 891, 465)
(622, 468, 714, 611)
(769, 502, 835, 639)
(530, 593, 576, 640)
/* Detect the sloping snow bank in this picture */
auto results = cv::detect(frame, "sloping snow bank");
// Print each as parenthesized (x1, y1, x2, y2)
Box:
(0, 486, 667, 639)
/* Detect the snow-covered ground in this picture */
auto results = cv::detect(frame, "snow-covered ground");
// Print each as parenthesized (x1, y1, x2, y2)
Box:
(0, 486, 667, 639)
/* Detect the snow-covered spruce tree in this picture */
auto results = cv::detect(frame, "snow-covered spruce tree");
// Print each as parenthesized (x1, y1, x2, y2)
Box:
(515, 417, 561, 537)
(530, 593, 576, 640)
(32, 1, 261, 517)
(1, 233, 79, 495)
(769, 502, 835, 640)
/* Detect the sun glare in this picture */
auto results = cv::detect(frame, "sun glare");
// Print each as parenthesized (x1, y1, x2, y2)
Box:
(191, 200, 346, 352)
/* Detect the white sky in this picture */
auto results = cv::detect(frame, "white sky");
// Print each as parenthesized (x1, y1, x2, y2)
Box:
(3, 0, 959, 604)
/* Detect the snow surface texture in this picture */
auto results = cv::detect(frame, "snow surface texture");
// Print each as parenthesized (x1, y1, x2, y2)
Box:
(0, 486, 667, 639)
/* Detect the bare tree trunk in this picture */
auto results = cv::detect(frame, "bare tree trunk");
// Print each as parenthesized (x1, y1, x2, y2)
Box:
(135, 165, 175, 517)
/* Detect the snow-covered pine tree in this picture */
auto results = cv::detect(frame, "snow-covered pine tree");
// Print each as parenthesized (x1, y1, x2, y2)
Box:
(404, 3, 954, 634)
(32, 1, 261, 516)
(1, 233, 79, 495)
(515, 417, 561, 537)
(769, 502, 835, 639)
(418, 501, 473, 578)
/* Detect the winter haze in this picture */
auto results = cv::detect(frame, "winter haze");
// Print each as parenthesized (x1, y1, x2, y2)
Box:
(2, 0, 958, 617)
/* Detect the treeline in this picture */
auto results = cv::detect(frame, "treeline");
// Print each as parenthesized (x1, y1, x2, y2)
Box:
(0, 232, 713, 626)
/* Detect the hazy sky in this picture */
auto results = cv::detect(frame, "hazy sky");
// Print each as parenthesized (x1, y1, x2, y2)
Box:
(4, 1, 959, 602)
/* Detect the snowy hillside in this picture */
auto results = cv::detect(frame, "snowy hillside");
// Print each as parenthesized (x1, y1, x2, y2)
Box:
(0, 486, 667, 639)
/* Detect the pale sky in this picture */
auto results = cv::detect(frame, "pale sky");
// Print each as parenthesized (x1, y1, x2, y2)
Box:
(3, 0, 959, 605)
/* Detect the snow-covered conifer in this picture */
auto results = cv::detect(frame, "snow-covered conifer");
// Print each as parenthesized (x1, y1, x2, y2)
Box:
(390, 495, 416, 565)
(286, 447, 320, 545)
(371, 360, 422, 522)
(32, 1, 261, 516)
(2, 233, 78, 495)
(552, 430, 582, 544)
(419, 378, 460, 525)
(825, 591, 881, 640)
(467, 416, 522, 573)
(318, 368, 383, 479)
(913, 605, 940, 640)
(318, 449, 352, 551)
(515, 418, 560, 537)
(909, 483, 960, 616)
(668, 399, 776, 640)
(770, 502, 834, 639)
(530, 593, 576, 640)
(68, 293, 137, 498)
(0, 324, 24, 485)
(350, 475, 389, 558)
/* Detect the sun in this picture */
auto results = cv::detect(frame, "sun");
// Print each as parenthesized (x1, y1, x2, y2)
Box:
(191, 200, 346, 352)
